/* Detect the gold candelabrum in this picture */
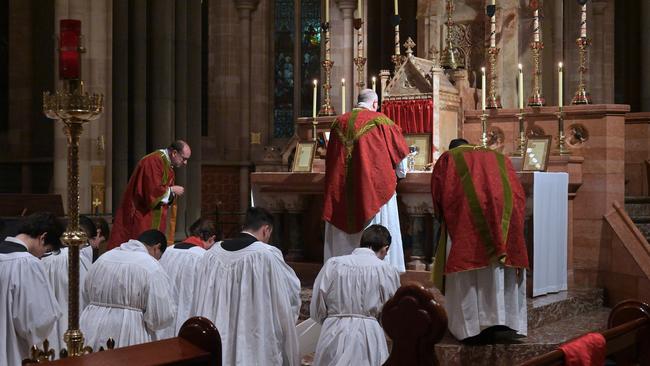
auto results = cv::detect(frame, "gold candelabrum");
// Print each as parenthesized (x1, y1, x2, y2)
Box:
(441, 0, 462, 69)
(392, 18, 403, 69)
(528, 41, 546, 106)
(486, 47, 501, 109)
(353, 18, 366, 92)
(43, 78, 103, 357)
(318, 23, 336, 116)
(572, 37, 592, 105)
(480, 113, 489, 148)
(555, 107, 571, 155)
(514, 110, 526, 157)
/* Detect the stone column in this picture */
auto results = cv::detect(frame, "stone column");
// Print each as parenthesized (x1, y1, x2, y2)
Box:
(149, 0, 174, 148)
(186, 0, 203, 226)
(591, 0, 614, 104)
(337, 0, 355, 110)
(174, 0, 188, 237)
(112, 0, 129, 212)
(641, 2, 650, 111)
(131, 0, 147, 160)
(234, 0, 259, 216)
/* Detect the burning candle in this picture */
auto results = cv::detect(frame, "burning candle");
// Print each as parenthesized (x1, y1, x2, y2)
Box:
(518, 63, 524, 110)
(358, 0, 362, 18)
(341, 78, 346, 114)
(481, 67, 486, 111)
(313, 79, 318, 118)
(533, 9, 540, 42)
(558, 62, 563, 108)
(394, 0, 398, 15)
(372, 76, 376, 93)
(325, 0, 329, 23)
(580, 4, 587, 38)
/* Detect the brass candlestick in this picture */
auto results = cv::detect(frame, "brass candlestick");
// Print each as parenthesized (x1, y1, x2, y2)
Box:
(555, 107, 571, 155)
(318, 23, 336, 116)
(43, 78, 103, 357)
(513, 110, 526, 157)
(392, 17, 402, 69)
(486, 47, 501, 109)
(353, 18, 366, 91)
(528, 41, 546, 106)
(441, 0, 463, 69)
(480, 113, 489, 148)
(571, 37, 592, 105)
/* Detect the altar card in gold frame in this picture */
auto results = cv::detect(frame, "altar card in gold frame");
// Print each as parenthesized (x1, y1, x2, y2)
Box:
(404, 133, 432, 171)
(522, 136, 551, 171)
(292, 141, 317, 172)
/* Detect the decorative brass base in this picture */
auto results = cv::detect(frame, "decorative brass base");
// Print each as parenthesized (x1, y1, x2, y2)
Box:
(527, 93, 545, 107)
(512, 112, 526, 157)
(555, 110, 571, 156)
(318, 103, 336, 116)
(63, 329, 93, 357)
(480, 113, 489, 148)
(571, 88, 591, 105)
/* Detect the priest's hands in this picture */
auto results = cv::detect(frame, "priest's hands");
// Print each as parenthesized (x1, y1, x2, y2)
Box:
(171, 185, 185, 197)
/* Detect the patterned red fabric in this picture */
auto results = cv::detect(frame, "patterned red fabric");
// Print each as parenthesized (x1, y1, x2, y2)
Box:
(108, 151, 175, 250)
(322, 109, 410, 234)
(382, 99, 433, 133)
(431, 148, 529, 273)
(558, 333, 606, 366)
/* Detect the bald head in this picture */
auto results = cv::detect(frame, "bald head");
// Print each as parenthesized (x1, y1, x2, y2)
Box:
(168, 140, 191, 168)
(357, 89, 379, 111)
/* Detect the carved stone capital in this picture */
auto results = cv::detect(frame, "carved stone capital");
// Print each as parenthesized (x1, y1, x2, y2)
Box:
(336, 0, 357, 10)
(233, 0, 259, 17)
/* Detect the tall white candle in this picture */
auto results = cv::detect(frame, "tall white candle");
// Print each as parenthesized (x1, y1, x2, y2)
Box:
(313, 79, 318, 118)
(580, 4, 587, 38)
(357, 0, 362, 18)
(490, 0, 496, 48)
(325, 0, 329, 23)
(558, 62, 563, 108)
(341, 78, 346, 114)
(518, 63, 524, 109)
(481, 67, 486, 111)
(372, 76, 376, 93)
(394, 0, 398, 15)
(533, 9, 540, 42)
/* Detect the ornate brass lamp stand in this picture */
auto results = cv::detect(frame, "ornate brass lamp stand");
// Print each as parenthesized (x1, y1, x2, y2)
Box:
(480, 113, 489, 148)
(555, 107, 571, 156)
(513, 110, 526, 156)
(44, 78, 103, 357)
(528, 41, 545, 106)
(318, 22, 336, 116)
(440, 0, 463, 70)
(571, 37, 591, 104)
(353, 18, 366, 92)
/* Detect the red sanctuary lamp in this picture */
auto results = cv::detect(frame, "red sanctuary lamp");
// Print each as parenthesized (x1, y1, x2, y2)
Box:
(29, 19, 105, 362)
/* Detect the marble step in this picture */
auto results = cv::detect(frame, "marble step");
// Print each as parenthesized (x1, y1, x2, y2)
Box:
(434, 307, 611, 366)
(527, 288, 603, 330)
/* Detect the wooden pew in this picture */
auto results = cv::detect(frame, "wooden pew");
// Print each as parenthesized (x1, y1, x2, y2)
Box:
(519, 299, 650, 366)
(382, 283, 448, 366)
(27, 317, 221, 366)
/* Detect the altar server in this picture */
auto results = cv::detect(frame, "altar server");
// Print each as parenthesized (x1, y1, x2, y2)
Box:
(157, 218, 217, 339)
(192, 207, 301, 366)
(80, 229, 176, 349)
(311, 224, 400, 366)
(0, 212, 64, 365)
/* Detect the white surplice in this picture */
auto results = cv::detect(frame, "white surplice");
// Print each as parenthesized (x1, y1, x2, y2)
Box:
(191, 242, 302, 366)
(0, 237, 61, 366)
(157, 244, 206, 339)
(323, 158, 408, 273)
(42, 245, 93, 353)
(310, 247, 400, 366)
(444, 237, 527, 340)
(80, 240, 177, 349)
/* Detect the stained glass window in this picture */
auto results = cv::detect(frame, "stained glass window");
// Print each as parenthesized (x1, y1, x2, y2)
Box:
(273, 0, 295, 138)
(300, 0, 321, 118)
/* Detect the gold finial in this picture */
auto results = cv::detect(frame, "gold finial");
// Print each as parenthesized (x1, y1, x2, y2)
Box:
(23, 339, 55, 364)
(403, 37, 416, 58)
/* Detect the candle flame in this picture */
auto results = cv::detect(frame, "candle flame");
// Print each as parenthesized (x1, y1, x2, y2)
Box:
(558, 62, 563, 68)
(481, 67, 486, 73)
(341, 78, 345, 84)
(372, 76, 376, 82)
(518, 63, 522, 70)
(313, 79, 318, 85)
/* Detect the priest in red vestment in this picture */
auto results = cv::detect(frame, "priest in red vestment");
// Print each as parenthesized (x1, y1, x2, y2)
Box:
(108, 140, 191, 250)
(322, 89, 410, 271)
(431, 139, 529, 341)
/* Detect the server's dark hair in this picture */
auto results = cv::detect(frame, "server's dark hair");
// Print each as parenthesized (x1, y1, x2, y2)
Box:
(168, 140, 188, 153)
(243, 207, 274, 231)
(189, 218, 218, 241)
(360, 224, 392, 252)
(16, 212, 65, 250)
(79, 215, 96, 239)
(137, 229, 168, 253)
(448, 138, 469, 150)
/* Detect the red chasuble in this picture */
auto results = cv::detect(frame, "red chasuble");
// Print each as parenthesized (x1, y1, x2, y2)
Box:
(108, 151, 175, 250)
(322, 108, 409, 234)
(431, 145, 528, 273)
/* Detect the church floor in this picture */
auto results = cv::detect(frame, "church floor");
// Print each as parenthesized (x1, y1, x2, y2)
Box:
(298, 286, 608, 365)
